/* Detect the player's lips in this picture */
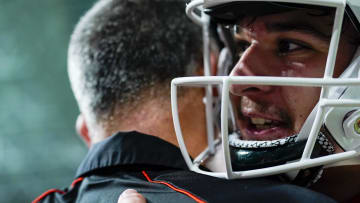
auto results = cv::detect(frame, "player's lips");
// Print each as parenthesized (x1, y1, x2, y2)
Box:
(239, 113, 292, 141)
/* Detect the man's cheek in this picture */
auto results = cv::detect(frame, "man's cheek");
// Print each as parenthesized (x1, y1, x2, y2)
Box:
(283, 86, 320, 131)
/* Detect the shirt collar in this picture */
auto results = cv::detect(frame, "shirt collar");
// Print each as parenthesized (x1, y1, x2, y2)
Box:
(76, 131, 189, 177)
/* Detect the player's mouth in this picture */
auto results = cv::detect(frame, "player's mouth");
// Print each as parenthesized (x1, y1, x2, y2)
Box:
(239, 114, 293, 141)
(242, 115, 292, 141)
(230, 95, 294, 141)
(230, 92, 295, 142)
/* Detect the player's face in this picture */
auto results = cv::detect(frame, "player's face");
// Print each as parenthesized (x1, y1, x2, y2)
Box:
(229, 9, 357, 141)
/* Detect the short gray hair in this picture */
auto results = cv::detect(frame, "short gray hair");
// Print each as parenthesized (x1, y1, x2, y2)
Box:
(68, 0, 202, 121)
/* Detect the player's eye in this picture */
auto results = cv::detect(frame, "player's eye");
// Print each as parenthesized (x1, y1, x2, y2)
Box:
(278, 39, 311, 56)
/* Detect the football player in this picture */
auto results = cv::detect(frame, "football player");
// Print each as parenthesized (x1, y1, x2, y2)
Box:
(172, 0, 360, 201)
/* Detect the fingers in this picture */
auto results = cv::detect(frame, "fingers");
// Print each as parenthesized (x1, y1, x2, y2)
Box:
(118, 189, 146, 203)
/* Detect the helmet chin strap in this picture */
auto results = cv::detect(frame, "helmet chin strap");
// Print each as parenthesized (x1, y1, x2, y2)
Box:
(229, 127, 335, 186)
(285, 126, 335, 186)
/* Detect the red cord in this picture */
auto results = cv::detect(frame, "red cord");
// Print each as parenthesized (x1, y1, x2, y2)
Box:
(32, 189, 65, 203)
(142, 170, 206, 203)
(71, 177, 84, 188)
(32, 177, 84, 203)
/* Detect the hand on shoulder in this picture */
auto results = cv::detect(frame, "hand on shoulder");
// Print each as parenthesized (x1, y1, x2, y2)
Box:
(118, 189, 146, 203)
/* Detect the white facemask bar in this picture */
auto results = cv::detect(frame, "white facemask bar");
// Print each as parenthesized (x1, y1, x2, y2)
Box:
(172, 0, 360, 179)
(202, 11, 217, 154)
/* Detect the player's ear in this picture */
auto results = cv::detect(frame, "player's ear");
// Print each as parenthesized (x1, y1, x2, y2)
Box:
(76, 114, 91, 148)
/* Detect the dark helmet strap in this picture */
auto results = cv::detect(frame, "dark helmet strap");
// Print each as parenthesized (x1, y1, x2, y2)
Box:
(287, 125, 336, 187)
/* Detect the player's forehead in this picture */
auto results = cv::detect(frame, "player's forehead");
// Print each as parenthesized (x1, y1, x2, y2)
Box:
(233, 9, 334, 39)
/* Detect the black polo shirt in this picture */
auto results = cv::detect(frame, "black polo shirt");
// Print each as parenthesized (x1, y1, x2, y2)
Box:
(34, 131, 336, 203)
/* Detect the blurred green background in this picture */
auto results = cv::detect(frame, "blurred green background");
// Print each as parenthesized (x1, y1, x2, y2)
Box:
(0, 0, 95, 202)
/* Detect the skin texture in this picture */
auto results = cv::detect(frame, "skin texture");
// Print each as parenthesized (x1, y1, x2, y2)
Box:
(99, 87, 208, 157)
(229, 10, 358, 141)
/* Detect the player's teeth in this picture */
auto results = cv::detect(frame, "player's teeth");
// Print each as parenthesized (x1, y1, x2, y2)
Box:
(256, 124, 272, 130)
(250, 117, 272, 125)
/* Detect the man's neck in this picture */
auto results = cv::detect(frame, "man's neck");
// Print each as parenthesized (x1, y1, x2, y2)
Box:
(106, 95, 175, 142)
(310, 165, 360, 202)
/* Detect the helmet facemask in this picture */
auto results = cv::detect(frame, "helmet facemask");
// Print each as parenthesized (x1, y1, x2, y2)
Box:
(172, 0, 360, 183)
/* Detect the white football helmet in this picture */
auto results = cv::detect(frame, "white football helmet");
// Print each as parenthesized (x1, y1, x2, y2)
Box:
(171, 0, 360, 182)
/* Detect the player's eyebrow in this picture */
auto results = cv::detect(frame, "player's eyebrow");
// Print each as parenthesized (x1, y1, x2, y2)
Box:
(265, 22, 331, 42)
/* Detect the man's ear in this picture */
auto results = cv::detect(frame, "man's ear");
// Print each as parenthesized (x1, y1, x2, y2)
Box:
(196, 53, 218, 76)
(210, 52, 218, 76)
(76, 114, 91, 148)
